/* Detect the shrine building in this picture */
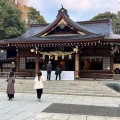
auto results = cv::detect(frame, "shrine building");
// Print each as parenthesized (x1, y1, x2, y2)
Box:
(0, 7, 120, 80)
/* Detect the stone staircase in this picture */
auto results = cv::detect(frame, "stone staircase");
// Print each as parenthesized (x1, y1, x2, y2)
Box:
(0, 78, 120, 97)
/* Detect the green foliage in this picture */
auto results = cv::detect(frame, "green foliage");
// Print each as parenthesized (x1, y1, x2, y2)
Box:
(90, 12, 117, 21)
(113, 12, 120, 30)
(28, 7, 46, 24)
(0, 0, 26, 40)
(90, 11, 120, 34)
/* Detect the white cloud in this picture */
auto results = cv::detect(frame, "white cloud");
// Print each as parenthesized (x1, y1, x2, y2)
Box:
(26, 0, 120, 22)
(61, 0, 92, 10)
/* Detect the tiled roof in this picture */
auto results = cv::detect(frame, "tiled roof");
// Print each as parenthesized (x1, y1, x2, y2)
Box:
(79, 22, 110, 36)
(17, 19, 120, 40)
(63, 14, 94, 33)
(18, 26, 46, 38)
(6, 34, 103, 42)
(1, 7, 120, 42)
(78, 20, 120, 39)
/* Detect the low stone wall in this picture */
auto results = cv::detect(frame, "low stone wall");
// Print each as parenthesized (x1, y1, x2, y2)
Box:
(113, 74, 120, 80)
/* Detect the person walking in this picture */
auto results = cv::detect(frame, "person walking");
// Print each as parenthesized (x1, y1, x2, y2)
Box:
(6, 71, 15, 100)
(46, 61, 52, 80)
(55, 65, 62, 80)
(34, 71, 46, 101)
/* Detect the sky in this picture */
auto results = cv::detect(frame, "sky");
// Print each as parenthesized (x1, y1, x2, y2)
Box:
(27, 0, 120, 23)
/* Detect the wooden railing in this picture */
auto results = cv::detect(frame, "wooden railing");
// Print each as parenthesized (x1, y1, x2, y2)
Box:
(92, 73, 113, 81)
(0, 72, 29, 78)
(92, 73, 120, 81)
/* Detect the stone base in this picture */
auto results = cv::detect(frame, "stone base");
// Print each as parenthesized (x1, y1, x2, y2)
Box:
(113, 74, 120, 80)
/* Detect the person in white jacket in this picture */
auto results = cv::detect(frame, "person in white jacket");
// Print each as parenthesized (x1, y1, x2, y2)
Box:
(34, 71, 46, 101)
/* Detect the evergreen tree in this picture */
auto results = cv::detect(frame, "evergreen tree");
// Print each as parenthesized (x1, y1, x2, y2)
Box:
(90, 12, 117, 21)
(28, 7, 46, 25)
(0, 0, 26, 40)
(90, 11, 120, 34)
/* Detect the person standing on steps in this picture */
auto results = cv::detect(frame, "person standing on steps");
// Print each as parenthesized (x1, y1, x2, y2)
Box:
(6, 71, 15, 101)
(34, 71, 46, 101)
(46, 61, 52, 80)
(55, 65, 62, 80)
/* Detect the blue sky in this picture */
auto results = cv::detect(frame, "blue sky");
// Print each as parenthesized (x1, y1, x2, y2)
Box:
(27, 0, 120, 23)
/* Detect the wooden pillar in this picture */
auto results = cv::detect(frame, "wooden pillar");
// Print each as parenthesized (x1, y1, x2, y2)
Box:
(0, 63, 2, 72)
(110, 55, 114, 73)
(16, 52, 19, 72)
(75, 53, 79, 79)
(35, 54, 39, 75)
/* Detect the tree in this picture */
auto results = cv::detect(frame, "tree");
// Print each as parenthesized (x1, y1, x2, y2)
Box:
(0, 0, 26, 40)
(112, 11, 120, 34)
(90, 12, 117, 21)
(90, 11, 120, 34)
(28, 7, 46, 25)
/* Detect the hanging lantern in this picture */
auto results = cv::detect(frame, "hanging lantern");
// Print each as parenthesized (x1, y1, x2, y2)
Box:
(50, 56, 53, 59)
(31, 49, 35, 52)
(36, 51, 38, 54)
(0, 49, 4, 52)
(98, 40, 100, 43)
(69, 54, 72, 59)
(95, 42, 96, 46)
(12, 62, 15, 64)
(62, 54, 64, 60)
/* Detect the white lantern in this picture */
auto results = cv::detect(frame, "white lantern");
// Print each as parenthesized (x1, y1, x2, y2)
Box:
(12, 62, 15, 64)
(50, 56, 53, 59)
(31, 49, 35, 52)
(0, 49, 4, 52)
(62, 54, 64, 60)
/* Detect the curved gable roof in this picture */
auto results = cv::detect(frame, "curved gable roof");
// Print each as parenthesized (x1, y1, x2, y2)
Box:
(34, 7, 96, 37)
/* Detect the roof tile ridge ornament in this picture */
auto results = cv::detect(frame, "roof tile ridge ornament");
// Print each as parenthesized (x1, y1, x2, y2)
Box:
(34, 7, 98, 37)
(56, 5, 69, 18)
(61, 4, 63, 9)
(61, 4, 64, 12)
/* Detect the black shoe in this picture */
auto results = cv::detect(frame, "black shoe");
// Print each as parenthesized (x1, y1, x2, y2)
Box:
(8, 98, 12, 101)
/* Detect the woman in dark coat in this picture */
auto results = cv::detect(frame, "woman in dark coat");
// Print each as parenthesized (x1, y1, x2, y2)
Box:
(6, 71, 15, 100)
(55, 65, 62, 80)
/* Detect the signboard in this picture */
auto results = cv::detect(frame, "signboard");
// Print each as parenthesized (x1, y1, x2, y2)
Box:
(0, 50, 7, 60)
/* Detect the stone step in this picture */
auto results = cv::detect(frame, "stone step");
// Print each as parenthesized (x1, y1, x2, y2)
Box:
(0, 79, 120, 97)
(1, 86, 116, 93)
(0, 86, 116, 93)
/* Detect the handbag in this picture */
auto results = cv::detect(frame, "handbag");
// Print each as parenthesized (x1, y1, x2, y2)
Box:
(55, 72, 57, 75)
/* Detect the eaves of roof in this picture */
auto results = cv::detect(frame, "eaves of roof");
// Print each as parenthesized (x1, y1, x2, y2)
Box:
(3, 34, 104, 44)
